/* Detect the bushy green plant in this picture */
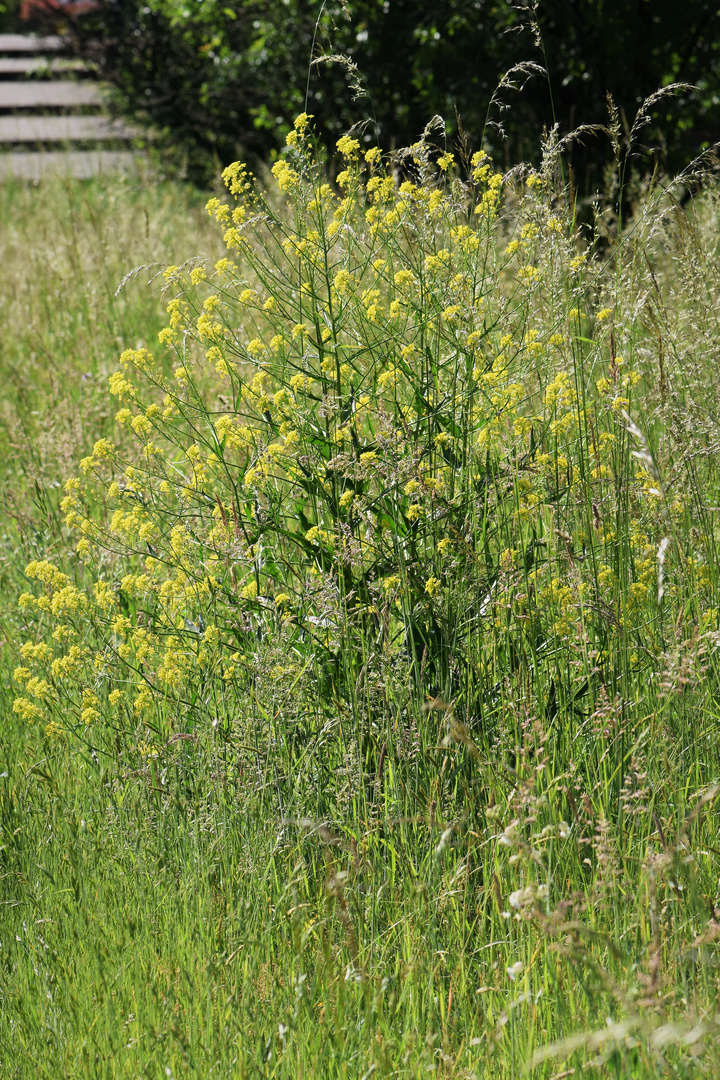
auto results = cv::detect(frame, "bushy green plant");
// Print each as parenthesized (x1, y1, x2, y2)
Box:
(6, 119, 720, 1076)
(12, 115, 706, 780)
(0, 0, 20, 33)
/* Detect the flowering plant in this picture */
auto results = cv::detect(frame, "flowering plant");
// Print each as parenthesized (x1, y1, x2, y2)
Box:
(14, 116, 681, 752)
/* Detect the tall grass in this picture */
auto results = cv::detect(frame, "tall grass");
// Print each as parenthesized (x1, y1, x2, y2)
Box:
(2, 126, 720, 1078)
(0, 174, 222, 628)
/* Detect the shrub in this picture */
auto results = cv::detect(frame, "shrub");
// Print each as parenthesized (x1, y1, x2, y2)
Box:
(61, 0, 720, 187)
(0, 0, 19, 32)
(13, 115, 702, 781)
(9, 115, 720, 1077)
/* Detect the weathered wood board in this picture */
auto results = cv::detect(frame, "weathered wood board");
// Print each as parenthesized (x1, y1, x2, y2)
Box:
(0, 34, 63, 52)
(0, 57, 89, 74)
(0, 149, 141, 178)
(0, 113, 138, 142)
(0, 81, 104, 108)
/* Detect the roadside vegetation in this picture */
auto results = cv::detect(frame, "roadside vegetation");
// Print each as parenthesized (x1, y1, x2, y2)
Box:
(3, 114, 720, 1077)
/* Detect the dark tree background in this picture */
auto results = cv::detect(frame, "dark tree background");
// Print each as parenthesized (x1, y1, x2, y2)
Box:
(19, 0, 720, 185)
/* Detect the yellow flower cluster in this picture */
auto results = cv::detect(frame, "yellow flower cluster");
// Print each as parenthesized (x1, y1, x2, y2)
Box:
(11, 113, 672, 751)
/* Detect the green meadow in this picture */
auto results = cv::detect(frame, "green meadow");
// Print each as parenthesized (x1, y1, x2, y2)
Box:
(3, 124, 720, 1078)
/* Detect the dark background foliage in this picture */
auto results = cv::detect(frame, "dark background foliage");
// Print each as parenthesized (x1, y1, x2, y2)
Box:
(15, 0, 720, 186)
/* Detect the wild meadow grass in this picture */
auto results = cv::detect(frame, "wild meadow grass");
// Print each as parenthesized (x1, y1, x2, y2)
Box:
(3, 123, 720, 1078)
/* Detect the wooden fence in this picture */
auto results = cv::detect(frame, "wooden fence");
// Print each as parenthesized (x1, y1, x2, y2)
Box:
(0, 33, 143, 179)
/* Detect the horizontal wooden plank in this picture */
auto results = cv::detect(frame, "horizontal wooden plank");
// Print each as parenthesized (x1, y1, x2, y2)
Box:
(0, 81, 104, 107)
(0, 114, 139, 143)
(0, 34, 64, 53)
(0, 57, 89, 74)
(0, 150, 143, 179)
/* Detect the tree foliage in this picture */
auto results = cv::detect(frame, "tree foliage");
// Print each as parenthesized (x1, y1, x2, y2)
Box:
(54, 0, 720, 184)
